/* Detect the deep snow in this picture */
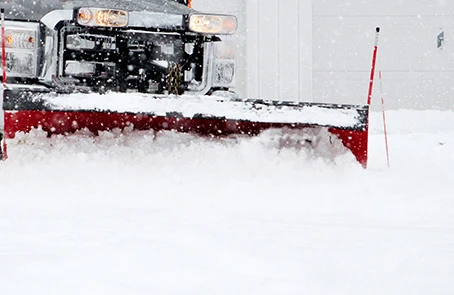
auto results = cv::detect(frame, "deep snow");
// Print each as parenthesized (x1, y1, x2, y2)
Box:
(0, 110, 453, 295)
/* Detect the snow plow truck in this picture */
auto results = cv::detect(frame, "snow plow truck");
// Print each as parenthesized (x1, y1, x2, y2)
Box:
(0, 0, 371, 167)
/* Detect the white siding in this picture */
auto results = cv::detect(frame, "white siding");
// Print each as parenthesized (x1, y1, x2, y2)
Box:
(313, 0, 454, 109)
(196, 0, 454, 110)
(243, 0, 312, 102)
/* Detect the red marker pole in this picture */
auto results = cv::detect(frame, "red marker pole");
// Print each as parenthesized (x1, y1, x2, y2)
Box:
(379, 71, 390, 167)
(0, 134, 5, 161)
(367, 27, 380, 105)
(1, 8, 7, 161)
(1, 8, 6, 88)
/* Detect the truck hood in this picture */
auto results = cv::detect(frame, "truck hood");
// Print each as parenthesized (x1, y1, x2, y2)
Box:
(3, 0, 193, 21)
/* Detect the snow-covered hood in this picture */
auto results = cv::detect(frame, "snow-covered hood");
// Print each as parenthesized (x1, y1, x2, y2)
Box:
(3, 0, 193, 21)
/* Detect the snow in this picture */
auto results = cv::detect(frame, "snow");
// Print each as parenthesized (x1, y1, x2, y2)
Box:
(0, 109, 453, 294)
(38, 92, 364, 128)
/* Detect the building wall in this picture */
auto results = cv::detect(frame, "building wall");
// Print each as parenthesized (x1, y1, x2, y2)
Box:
(313, 0, 454, 110)
(195, 0, 454, 110)
(244, 0, 313, 103)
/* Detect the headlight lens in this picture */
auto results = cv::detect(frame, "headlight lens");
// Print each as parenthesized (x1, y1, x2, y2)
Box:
(77, 8, 128, 27)
(4, 29, 36, 49)
(77, 8, 93, 25)
(6, 52, 35, 77)
(214, 61, 235, 86)
(213, 42, 236, 87)
(189, 14, 237, 35)
(3, 23, 39, 78)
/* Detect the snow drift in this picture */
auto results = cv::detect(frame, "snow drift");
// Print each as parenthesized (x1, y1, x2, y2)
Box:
(0, 110, 453, 295)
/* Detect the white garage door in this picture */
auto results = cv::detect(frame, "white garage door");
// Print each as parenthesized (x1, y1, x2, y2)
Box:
(243, 0, 313, 102)
(313, 0, 454, 110)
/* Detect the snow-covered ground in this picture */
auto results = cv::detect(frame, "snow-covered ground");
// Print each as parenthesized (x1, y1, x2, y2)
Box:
(0, 109, 453, 295)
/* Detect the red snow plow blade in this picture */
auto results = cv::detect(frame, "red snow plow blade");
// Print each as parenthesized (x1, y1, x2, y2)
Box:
(1, 88, 369, 167)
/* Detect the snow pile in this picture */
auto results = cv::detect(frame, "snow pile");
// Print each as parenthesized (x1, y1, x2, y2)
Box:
(4, 123, 355, 168)
(0, 110, 453, 295)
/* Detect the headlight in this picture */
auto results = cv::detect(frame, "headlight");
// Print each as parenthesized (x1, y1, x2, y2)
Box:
(3, 23, 39, 78)
(6, 52, 35, 77)
(214, 61, 235, 86)
(213, 42, 235, 87)
(77, 8, 128, 27)
(189, 14, 237, 35)
(4, 29, 36, 49)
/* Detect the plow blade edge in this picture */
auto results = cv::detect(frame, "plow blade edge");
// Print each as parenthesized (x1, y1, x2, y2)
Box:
(2, 88, 369, 167)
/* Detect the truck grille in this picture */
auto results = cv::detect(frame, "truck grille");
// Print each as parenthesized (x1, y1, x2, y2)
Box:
(59, 26, 185, 93)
